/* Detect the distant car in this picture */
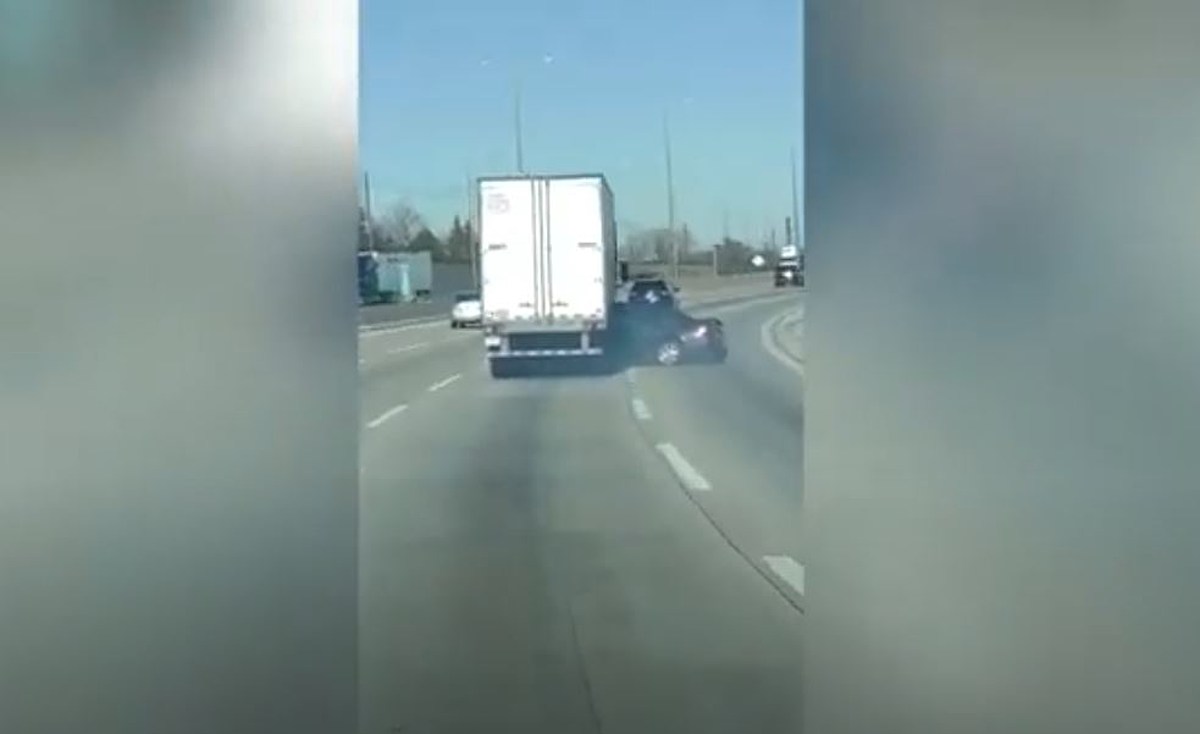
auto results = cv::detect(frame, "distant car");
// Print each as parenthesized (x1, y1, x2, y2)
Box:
(614, 300, 727, 366)
(774, 264, 804, 287)
(450, 290, 482, 328)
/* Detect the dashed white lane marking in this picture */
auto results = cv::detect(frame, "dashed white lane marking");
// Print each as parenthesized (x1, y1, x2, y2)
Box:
(763, 555, 806, 596)
(655, 442, 712, 491)
(625, 369, 638, 384)
(631, 398, 652, 421)
(427, 373, 462, 392)
(366, 403, 408, 428)
(760, 309, 805, 378)
(387, 341, 429, 354)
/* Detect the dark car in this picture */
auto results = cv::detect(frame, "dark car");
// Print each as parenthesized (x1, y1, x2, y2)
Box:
(627, 277, 679, 306)
(613, 300, 727, 366)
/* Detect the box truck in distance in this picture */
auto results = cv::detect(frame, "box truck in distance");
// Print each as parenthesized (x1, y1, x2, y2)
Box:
(478, 174, 620, 378)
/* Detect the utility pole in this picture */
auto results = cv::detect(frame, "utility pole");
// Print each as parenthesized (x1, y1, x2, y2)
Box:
(663, 110, 678, 281)
(717, 210, 727, 279)
(363, 170, 375, 252)
(790, 145, 801, 248)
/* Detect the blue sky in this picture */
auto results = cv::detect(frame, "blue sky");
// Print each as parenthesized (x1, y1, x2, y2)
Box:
(361, 0, 803, 246)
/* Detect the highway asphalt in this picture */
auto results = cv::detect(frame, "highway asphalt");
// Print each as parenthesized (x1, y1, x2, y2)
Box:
(358, 289, 804, 733)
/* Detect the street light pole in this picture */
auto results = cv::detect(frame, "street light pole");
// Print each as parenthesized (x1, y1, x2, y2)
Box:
(514, 77, 525, 173)
(482, 54, 551, 176)
(790, 144, 801, 247)
(363, 170, 375, 252)
(663, 110, 677, 280)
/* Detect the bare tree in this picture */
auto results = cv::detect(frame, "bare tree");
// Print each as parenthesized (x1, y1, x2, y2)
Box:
(624, 227, 677, 264)
(621, 229, 652, 262)
(377, 200, 425, 250)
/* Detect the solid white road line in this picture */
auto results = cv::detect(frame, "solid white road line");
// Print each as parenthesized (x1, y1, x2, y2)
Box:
(427, 373, 461, 392)
(387, 341, 429, 354)
(366, 403, 408, 429)
(359, 320, 443, 338)
(631, 397, 652, 421)
(762, 555, 806, 596)
(656, 442, 712, 491)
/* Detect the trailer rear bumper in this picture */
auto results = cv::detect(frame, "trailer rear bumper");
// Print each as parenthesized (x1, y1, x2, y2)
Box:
(487, 348, 605, 358)
(484, 327, 608, 358)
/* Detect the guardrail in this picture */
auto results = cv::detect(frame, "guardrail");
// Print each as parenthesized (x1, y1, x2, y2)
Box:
(358, 269, 774, 328)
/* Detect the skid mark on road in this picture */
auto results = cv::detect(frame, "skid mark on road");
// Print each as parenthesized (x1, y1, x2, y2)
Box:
(621, 334, 806, 616)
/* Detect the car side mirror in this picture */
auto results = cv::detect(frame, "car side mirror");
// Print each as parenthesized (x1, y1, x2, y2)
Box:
(671, 285, 680, 293)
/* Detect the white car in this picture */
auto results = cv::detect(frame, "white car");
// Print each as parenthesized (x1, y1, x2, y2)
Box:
(450, 290, 482, 328)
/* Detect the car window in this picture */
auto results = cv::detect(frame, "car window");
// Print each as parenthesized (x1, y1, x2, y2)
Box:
(630, 280, 672, 304)
(630, 280, 665, 292)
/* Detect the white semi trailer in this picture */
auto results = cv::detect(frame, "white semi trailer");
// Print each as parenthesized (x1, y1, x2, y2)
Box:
(477, 174, 620, 378)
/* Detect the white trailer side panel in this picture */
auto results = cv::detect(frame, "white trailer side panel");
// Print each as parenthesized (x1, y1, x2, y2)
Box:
(479, 179, 538, 323)
(545, 176, 613, 325)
